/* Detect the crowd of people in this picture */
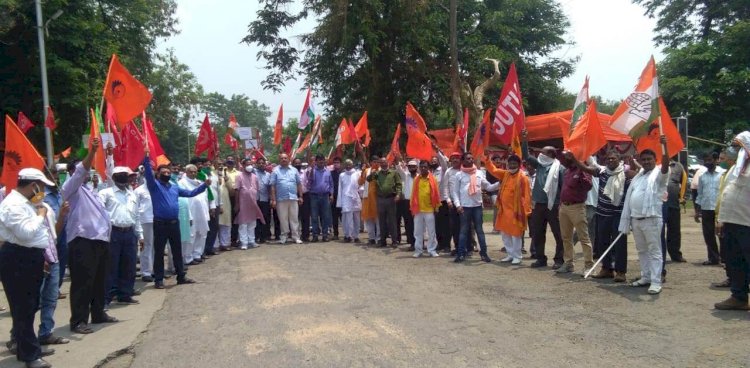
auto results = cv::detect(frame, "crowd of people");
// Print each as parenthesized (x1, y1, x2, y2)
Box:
(0, 130, 748, 368)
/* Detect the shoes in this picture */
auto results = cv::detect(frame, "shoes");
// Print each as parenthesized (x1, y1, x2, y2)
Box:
(311, 236, 319, 242)
(25, 358, 52, 368)
(500, 256, 513, 263)
(500, 247, 507, 252)
(714, 297, 750, 310)
(240, 245, 248, 250)
(342, 237, 352, 243)
(529, 260, 547, 268)
(277, 238, 288, 244)
(591, 268, 614, 279)
(390, 242, 400, 248)
(141, 275, 154, 283)
(39, 334, 70, 345)
(177, 277, 196, 285)
(187, 260, 200, 266)
(57, 292, 67, 300)
(369, 240, 376, 245)
(219, 246, 231, 251)
(412, 252, 421, 258)
(555, 263, 573, 273)
(480, 254, 492, 263)
(429, 251, 439, 257)
(206, 250, 218, 256)
(522, 248, 528, 254)
(647, 285, 662, 294)
(91, 314, 119, 324)
(511, 258, 522, 265)
(133, 289, 142, 296)
(117, 297, 139, 304)
(711, 279, 731, 288)
(249, 243, 259, 248)
(322, 236, 329, 242)
(294, 239, 303, 244)
(201, 255, 211, 260)
(331, 236, 339, 241)
(630, 278, 650, 287)
(614, 272, 627, 283)
(551, 262, 563, 270)
(453, 255, 466, 263)
(529, 254, 538, 259)
(702, 260, 720, 266)
(672, 257, 687, 263)
(354, 238, 361, 243)
(154, 281, 165, 289)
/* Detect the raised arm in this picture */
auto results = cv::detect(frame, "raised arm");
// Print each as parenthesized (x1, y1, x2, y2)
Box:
(178, 183, 207, 198)
(660, 135, 669, 175)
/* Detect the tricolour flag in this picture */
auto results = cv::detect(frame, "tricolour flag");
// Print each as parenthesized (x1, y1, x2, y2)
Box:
(273, 105, 283, 145)
(570, 76, 589, 133)
(298, 88, 315, 129)
(2, 115, 45, 193)
(610, 56, 660, 140)
(491, 62, 525, 145)
(103, 54, 152, 128)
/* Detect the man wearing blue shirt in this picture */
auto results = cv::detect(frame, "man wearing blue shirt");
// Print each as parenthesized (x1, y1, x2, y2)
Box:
(143, 147, 209, 289)
(308, 154, 334, 242)
(254, 157, 273, 243)
(270, 153, 304, 244)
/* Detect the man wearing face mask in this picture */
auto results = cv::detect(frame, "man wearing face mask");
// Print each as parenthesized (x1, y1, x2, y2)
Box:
(330, 157, 342, 241)
(367, 157, 403, 248)
(143, 145, 207, 289)
(450, 153, 495, 263)
(270, 153, 304, 244)
(254, 158, 273, 244)
(694, 151, 725, 266)
(293, 157, 312, 242)
(98, 167, 140, 306)
(395, 159, 417, 249)
(337, 159, 362, 243)
(235, 158, 266, 249)
(224, 156, 241, 247)
(308, 154, 333, 242)
(0, 169, 59, 368)
(358, 155, 381, 245)
(180, 164, 211, 265)
(521, 129, 566, 269)
(63, 138, 118, 334)
(711, 145, 739, 288)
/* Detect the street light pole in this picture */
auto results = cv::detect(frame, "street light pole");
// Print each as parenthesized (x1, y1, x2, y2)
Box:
(34, 0, 54, 167)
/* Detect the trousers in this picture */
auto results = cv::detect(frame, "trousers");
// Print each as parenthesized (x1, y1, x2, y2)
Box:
(457, 206, 487, 257)
(310, 193, 332, 237)
(559, 203, 593, 267)
(365, 219, 380, 242)
(632, 217, 663, 286)
(38, 262, 60, 339)
(68, 237, 109, 327)
(105, 229, 137, 302)
(377, 196, 398, 244)
(396, 199, 415, 245)
(342, 211, 361, 239)
(701, 210, 721, 263)
(724, 223, 750, 302)
(153, 220, 187, 283)
(140, 222, 154, 276)
(529, 203, 564, 264)
(414, 212, 437, 254)
(256, 200, 272, 242)
(239, 222, 258, 245)
(276, 200, 300, 241)
(595, 213, 627, 273)
(502, 233, 523, 260)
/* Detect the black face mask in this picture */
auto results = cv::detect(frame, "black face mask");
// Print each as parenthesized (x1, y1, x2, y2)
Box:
(293, 165, 302, 170)
(159, 174, 171, 183)
(408, 168, 418, 175)
(429, 163, 438, 170)
(113, 174, 129, 185)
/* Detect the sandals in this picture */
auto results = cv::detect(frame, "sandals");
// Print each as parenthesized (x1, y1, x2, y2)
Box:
(630, 278, 650, 287)
(39, 335, 70, 345)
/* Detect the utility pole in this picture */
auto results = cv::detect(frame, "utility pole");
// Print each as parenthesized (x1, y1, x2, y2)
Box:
(34, 0, 61, 167)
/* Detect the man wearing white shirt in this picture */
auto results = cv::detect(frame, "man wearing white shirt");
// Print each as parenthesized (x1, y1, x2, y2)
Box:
(450, 152, 496, 263)
(134, 183, 155, 282)
(619, 138, 670, 295)
(0, 168, 58, 368)
(441, 152, 463, 253)
(695, 151, 725, 265)
(396, 159, 417, 248)
(99, 167, 140, 305)
(337, 159, 362, 243)
(180, 164, 211, 265)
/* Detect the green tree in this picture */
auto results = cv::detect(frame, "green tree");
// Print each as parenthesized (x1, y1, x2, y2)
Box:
(201, 92, 273, 160)
(243, 0, 575, 151)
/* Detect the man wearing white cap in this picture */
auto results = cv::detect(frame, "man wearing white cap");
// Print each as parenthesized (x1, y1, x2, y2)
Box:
(98, 167, 140, 305)
(396, 159, 417, 249)
(0, 168, 58, 368)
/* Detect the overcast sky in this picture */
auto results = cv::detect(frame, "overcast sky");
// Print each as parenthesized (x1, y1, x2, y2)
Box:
(159, 0, 662, 124)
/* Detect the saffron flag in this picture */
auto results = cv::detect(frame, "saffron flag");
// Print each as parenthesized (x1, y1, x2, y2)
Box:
(452, 108, 469, 153)
(634, 98, 685, 163)
(354, 111, 371, 146)
(566, 101, 607, 161)
(510, 122, 522, 159)
(386, 124, 402, 164)
(142, 116, 170, 167)
(298, 88, 315, 129)
(273, 105, 283, 145)
(406, 129, 435, 161)
(60, 146, 72, 158)
(103, 54, 153, 128)
(570, 76, 589, 133)
(44, 106, 56, 131)
(334, 118, 351, 146)
(405, 102, 427, 133)
(347, 118, 358, 143)
(610, 56, 660, 140)
(469, 109, 492, 158)
(88, 108, 107, 180)
(491, 62, 525, 145)
(2, 115, 46, 193)
(17, 112, 35, 134)
(294, 132, 313, 157)
(195, 114, 214, 157)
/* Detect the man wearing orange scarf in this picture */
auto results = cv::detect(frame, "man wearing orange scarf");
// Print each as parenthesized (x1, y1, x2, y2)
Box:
(484, 154, 531, 265)
(450, 152, 496, 263)
(410, 161, 441, 257)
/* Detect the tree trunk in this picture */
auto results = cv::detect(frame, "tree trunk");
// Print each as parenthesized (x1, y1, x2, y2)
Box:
(448, 0, 462, 127)
(463, 58, 502, 130)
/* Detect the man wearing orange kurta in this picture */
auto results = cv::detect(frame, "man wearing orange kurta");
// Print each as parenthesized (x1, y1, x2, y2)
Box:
(485, 154, 532, 265)
(358, 155, 380, 245)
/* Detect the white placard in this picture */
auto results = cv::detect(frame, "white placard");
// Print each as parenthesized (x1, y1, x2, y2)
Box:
(82, 134, 90, 147)
(100, 133, 116, 148)
(244, 139, 258, 149)
(236, 127, 253, 140)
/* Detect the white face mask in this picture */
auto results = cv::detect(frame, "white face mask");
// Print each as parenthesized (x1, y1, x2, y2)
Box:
(245, 166, 254, 173)
(508, 168, 519, 174)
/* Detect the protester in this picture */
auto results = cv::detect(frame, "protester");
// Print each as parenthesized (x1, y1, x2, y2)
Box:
(64, 138, 118, 334)
(42, 169, 68, 297)
(293, 157, 311, 242)
(484, 154, 531, 265)
(180, 164, 211, 265)
(711, 145, 740, 288)
(521, 129, 565, 268)
(485, 155, 502, 233)
(694, 151, 724, 265)
(396, 159, 417, 249)
(329, 157, 342, 241)
(308, 154, 333, 242)
(441, 152, 463, 254)
(368, 156, 403, 248)
(618, 136, 670, 295)
(235, 158, 266, 249)
(224, 156, 240, 246)
(0, 168, 58, 368)
(217, 162, 234, 252)
(359, 155, 380, 245)
(254, 157, 273, 244)
(98, 167, 140, 305)
(134, 180, 155, 282)
(270, 153, 304, 244)
(410, 160, 441, 257)
(203, 160, 221, 257)
(662, 157, 688, 262)
(450, 152, 495, 263)
(430, 151, 450, 253)
(556, 152, 594, 274)
(714, 131, 750, 310)
(337, 159, 362, 243)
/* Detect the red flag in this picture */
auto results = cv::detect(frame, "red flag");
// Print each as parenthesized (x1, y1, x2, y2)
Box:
(282, 136, 292, 154)
(452, 108, 469, 152)
(103, 54, 153, 128)
(405, 102, 428, 133)
(469, 109, 492, 158)
(491, 63, 526, 145)
(17, 112, 35, 134)
(224, 132, 239, 151)
(88, 108, 107, 180)
(634, 97, 685, 164)
(195, 114, 214, 157)
(142, 115, 170, 167)
(354, 111, 371, 146)
(565, 101, 607, 161)
(44, 106, 56, 131)
(2, 115, 46, 193)
(118, 121, 146, 169)
(273, 105, 283, 145)
(335, 118, 355, 146)
(386, 124, 402, 164)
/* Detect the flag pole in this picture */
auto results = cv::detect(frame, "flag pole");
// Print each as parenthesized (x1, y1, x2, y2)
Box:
(583, 233, 624, 279)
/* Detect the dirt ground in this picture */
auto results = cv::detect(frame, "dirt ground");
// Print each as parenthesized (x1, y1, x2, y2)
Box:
(125, 212, 749, 368)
